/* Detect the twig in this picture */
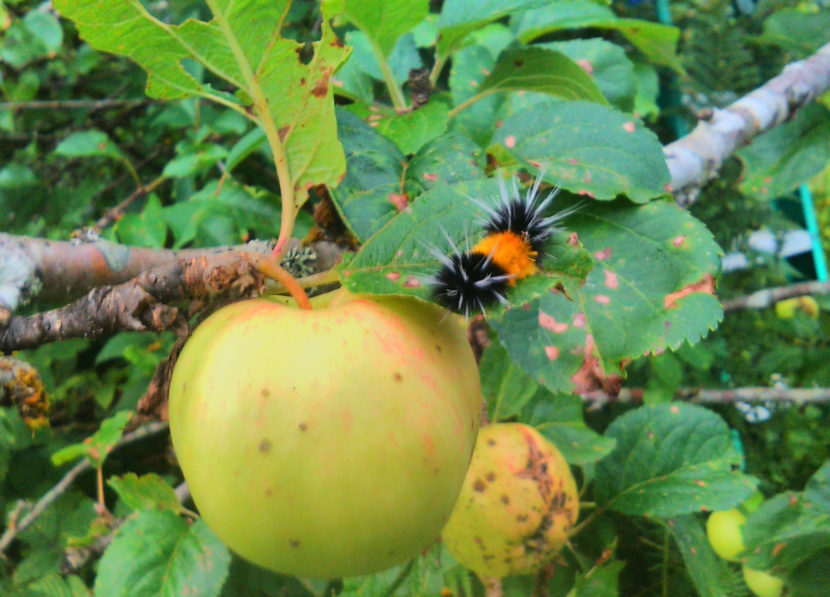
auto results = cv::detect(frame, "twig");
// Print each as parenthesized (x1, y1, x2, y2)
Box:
(0, 421, 169, 555)
(0, 99, 150, 111)
(0, 250, 268, 352)
(722, 280, 830, 311)
(92, 174, 167, 230)
(580, 386, 830, 406)
(666, 42, 830, 206)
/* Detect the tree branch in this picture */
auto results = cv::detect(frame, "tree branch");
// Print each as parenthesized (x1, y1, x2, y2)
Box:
(0, 250, 270, 352)
(722, 280, 830, 312)
(580, 386, 830, 407)
(666, 42, 830, 206)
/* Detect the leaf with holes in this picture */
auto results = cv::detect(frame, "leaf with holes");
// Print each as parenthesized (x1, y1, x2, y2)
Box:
(491, 200, 722, 394)
(594, 404, 757, 517)
(94, 510, 230, 597)
(491, 102, 670, 203)
(54, 0, 350, 207)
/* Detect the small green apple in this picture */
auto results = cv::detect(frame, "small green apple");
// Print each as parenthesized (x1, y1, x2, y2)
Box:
(775, 298, 799, 320)
(168, 290, 482, 578)
(441, 423, 579, 580)
(743, 565, 784, 597)
(706, 508, 746, 561)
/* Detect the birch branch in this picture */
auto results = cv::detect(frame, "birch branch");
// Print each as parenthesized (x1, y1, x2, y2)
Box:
(580, 386, 830, 407)
(666, 42, 830, 206)
(722, 280, 830, 311)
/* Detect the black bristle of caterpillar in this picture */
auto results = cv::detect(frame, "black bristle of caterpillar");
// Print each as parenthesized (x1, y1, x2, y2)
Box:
(483, 198, 552, 253)
(432, 252, 511, 317)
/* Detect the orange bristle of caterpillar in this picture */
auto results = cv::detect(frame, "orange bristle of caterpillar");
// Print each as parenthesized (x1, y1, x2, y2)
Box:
(471, 231, 538, 283)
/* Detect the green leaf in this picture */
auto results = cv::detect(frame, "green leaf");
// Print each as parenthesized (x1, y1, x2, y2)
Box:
(51, 410, 133, 468)
(472, 46, 608, 107)
(94, 510, 231, 597)
(53, 0, 351, 207)
(512, 0, 682, 71)
(220, 555, 317, 596)
(492, 200, 723, 394)
(538, 39, 636, 111)
(573, 560, 624, 596)
(756, 9, 830, 57)
(330, 111, 482, 242)
(225, 128, 267, 172)
(115, 195, 168, 248)
(337, 178, 497, 299)
(594, 404, 758, 517)
(162, 143, 229, 178)
(737, 105, 830, 199)
(343, 0, 428, 56)
(329, 108, 406, 242)
(491, 102, 670, 202)
(108, 473, 183, 514)
(669, 515, 746, 597)
(527, 392, 617, 465)
(742, 461, 830, 574)
(54, 130, 127, 162)
(480, 341, 539, 421)
(23, 11, 63, 54)
(346, 98, 451, 155)
(436, 0, 549, 56)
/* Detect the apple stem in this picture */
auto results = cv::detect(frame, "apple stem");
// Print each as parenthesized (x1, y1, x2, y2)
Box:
(255, 256, 312, 310)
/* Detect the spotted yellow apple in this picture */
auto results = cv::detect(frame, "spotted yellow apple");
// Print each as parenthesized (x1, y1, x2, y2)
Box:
(441, 423, 579, 580)
(168, 289, 482, 578)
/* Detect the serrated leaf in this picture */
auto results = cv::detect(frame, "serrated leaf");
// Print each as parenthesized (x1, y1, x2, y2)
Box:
(538, 39, 636, 111)
(527, 392, 617, 465)
(330, 111, 482, 242)
(94, 510, 230, 597)
(55, 130, 127, 162)
(108, 473, 183, 514)
(492, 102, 669, 202)
(511, 0, 682, 71)
(491, 200, 723, 394)
(436, 0, 549, 56)
(743, 461, 830, 573)
(737, 104, 830, 199)
(54, 0, 350, 207)
(757, 9, 830, 57)
(594, 404, 758, 516)
(51, 410, 132, 468)
(343, 0, 428, 57)
(669, 515, 746, 597)
(474, 46, 608, 106)
(346, 98, 451, 155)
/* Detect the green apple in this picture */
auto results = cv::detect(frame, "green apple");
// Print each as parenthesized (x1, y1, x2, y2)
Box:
(743, 566, 784, 597)
(168, 289, 482, 578)
(441, 423, 579, 580)
(775, 298, 799, 320)
(706, 508, 746, 561)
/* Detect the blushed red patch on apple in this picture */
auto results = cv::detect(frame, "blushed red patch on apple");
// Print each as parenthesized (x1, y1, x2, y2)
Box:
(539, 312, 569, 333)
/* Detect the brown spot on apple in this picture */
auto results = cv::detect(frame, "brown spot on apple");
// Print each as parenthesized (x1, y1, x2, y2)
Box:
(258, 439, 272, 453)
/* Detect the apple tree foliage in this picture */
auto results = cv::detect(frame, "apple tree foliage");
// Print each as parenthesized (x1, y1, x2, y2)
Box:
(1, 0, 830, 595)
